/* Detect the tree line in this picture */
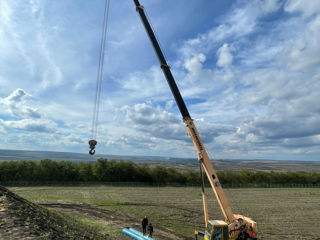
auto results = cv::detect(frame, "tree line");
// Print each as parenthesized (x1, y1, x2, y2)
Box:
(0, 158, 319, 186)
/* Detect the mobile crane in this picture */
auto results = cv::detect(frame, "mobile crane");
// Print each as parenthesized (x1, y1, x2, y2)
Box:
(133, 1, 258, 239)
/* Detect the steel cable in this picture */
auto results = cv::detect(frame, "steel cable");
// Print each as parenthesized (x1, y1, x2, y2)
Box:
(91, 0, 110, 140)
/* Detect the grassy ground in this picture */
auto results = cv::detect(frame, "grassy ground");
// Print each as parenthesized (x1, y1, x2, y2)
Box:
(9, 186, 320, 240)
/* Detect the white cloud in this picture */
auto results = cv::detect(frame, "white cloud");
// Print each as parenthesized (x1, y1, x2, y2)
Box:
(262, 0, 282, 13)
(0, 1, 36, 78)
(0, 89, 41, 119)
(29, 0, 41, 15)
(238, 116, 320, 140)
(36, 29, 63, 89)
(48, 134, 85, 146)
(170, 0, 320, 159)
(124, 102, 190, 143)
(183, 53, 215, 85)
(180, 0, 281, 57)
(184, 53, 206, 73)
(2, 88, 30, 103)
(125, 103, 180, 127)
(0, 89, 57, 133)
(285, 0, 320, 17)
(216, 43, 233, 67)
(119, 66, 168, 101)
(124, 102, 235, 144)
(279, 15, 320, 70)
(0, 0, 64, 92)
(30, 2, 62, 89)
(0, 0, 12, 25)
(181, 53, 235, 96)
(0, 118, 56, 133)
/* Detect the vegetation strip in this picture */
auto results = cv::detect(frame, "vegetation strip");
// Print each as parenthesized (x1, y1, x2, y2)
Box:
(0, 158, 319, 186)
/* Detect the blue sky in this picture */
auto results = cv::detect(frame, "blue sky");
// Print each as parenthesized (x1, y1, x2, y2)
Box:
(1, 0, 320, 160)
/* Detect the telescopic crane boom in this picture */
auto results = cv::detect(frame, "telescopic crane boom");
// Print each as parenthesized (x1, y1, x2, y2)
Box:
(133, 1, 257, 240)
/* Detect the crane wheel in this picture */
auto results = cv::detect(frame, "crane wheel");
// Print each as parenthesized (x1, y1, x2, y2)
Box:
(236, 232, 257, 240)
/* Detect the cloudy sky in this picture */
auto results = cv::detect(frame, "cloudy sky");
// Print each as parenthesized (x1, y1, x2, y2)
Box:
(0, 0, 320, 160)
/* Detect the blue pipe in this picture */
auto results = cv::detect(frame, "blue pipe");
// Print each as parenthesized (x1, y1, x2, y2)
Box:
(122, 228, 145, 240)
(129, 228, 156, 240)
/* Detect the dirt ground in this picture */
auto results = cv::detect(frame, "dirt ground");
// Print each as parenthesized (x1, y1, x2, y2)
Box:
(0, 193, 38, 240)
(0, 186, 109, 240)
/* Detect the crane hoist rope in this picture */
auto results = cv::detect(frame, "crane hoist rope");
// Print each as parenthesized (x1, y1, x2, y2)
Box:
(89, 0, 110, 155)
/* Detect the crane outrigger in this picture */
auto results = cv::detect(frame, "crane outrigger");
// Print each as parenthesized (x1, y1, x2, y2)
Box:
(133, 1, 258, 239)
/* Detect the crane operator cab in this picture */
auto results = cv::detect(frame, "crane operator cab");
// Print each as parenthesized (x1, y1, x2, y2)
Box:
(195, 220, 230, 240)
(209, 220, 229, 240)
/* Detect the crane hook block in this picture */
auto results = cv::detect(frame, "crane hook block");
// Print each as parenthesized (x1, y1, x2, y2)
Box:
(88, 139, 97, 155)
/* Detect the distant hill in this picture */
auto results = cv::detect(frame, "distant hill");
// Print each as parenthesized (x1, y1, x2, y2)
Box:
(0, 149, 319, 172)
(0, 149, 101, 163)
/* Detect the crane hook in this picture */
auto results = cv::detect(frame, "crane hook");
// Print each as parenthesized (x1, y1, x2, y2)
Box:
(88, 139, 97, 155)
(89, 149, 96, 155)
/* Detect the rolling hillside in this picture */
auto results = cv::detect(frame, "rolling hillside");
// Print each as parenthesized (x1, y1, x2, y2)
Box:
(0, 149, 319, 172)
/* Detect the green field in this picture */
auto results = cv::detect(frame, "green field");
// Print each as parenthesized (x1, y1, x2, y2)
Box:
(9, 186, 320, 240)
